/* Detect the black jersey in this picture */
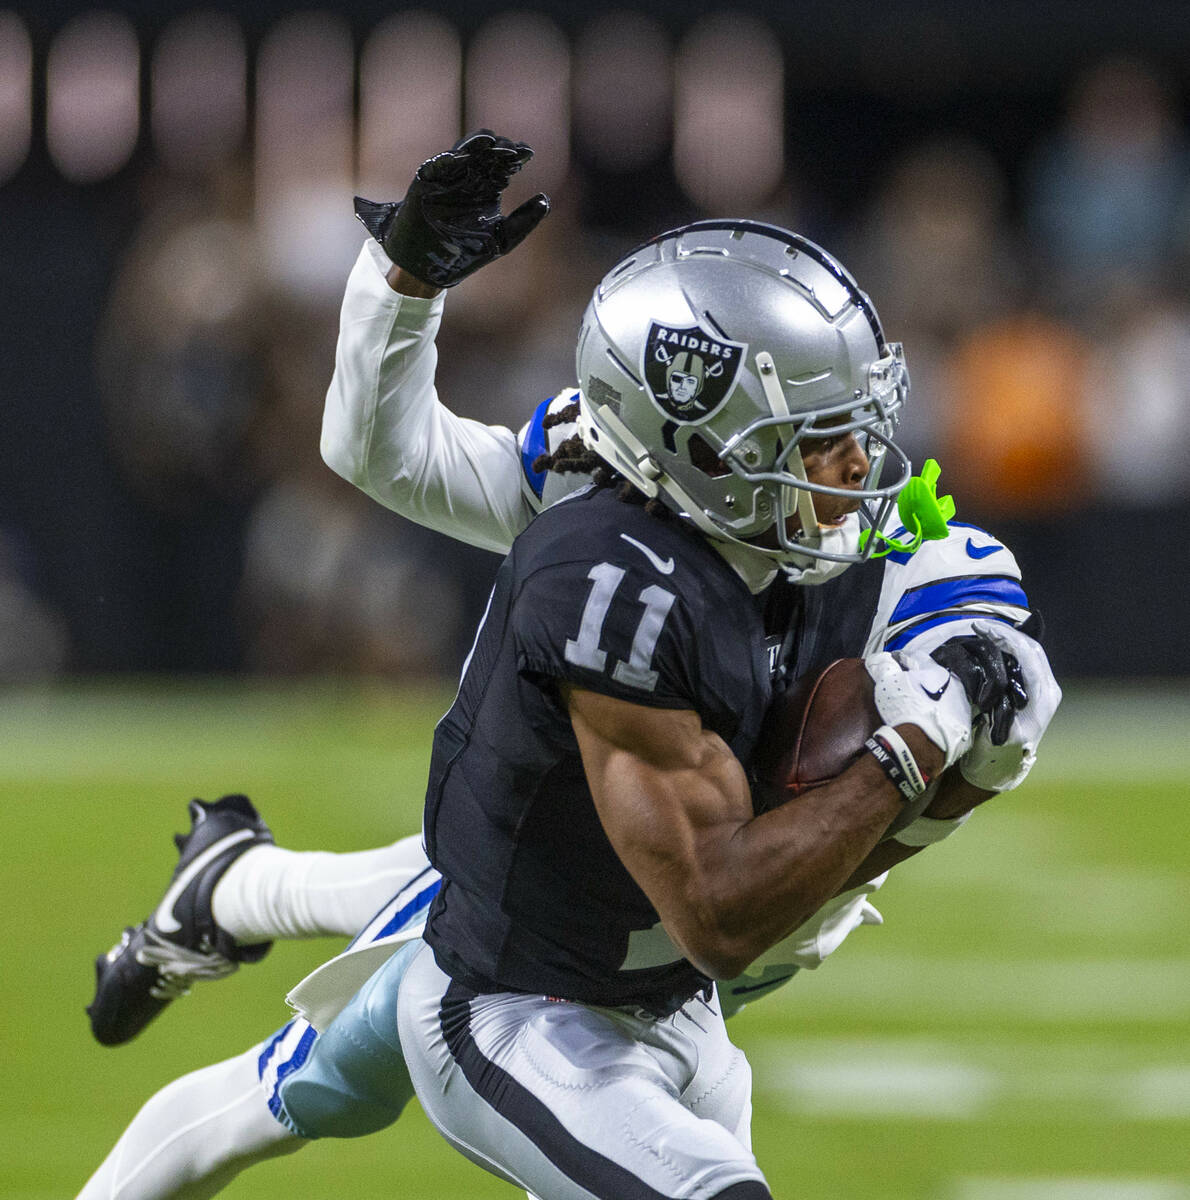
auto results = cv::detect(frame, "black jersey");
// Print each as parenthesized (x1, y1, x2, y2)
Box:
(422, 486, 773, 1015)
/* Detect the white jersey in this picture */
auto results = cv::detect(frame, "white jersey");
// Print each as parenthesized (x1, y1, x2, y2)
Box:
(312, 241, 1032, 1017)
(322, 240, 544, 555)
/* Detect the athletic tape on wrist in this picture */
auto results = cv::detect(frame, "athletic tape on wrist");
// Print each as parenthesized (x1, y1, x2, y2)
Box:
(864, 724, 929, 802)
(893, 810, 972, 846)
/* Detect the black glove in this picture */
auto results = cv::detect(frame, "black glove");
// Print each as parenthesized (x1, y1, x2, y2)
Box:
(931, 627, 1028, 746)
(354, 130, 551, 288)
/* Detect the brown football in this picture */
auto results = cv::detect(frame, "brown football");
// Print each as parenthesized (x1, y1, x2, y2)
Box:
(751, 657, 946, 838)
(751, 658, 878, 812)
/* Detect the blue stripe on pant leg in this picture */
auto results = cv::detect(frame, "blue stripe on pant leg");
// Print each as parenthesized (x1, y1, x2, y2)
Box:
(277, 940, 421, 1139)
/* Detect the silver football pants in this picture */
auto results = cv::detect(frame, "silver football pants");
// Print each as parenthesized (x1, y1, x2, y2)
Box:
(397, 943, 769, 1200)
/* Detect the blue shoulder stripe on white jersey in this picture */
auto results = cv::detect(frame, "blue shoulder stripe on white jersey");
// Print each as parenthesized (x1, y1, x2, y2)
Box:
(369, 877, 441, 943)
(890, 575, 1028, 627)
(337, 865, 439, 953)
(878, 520, 1005, 567)
(519, 396, 554, 500)
(879, 529, 917, 566)
(885, 612, 1016, 652)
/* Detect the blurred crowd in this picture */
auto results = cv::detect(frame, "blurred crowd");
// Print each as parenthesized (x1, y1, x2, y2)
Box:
(3, 51, 1188, 681)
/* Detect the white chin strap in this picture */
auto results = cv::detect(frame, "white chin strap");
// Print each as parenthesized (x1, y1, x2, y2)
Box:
(707, 512, 859, 590)
(779, 512, 860, 585)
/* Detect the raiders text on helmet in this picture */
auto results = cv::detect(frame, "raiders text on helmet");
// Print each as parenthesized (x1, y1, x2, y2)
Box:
(574, 220, 912, 582)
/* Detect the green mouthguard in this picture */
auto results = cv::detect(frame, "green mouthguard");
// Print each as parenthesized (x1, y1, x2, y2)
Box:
(859, 458, 955, 558)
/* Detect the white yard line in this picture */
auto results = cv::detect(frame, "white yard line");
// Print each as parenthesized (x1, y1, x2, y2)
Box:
(779, 954, 1190, 1021)
(949, 1180, 1190, 1200)
(1120, 1065, 1190, 1118)
(750, 1035, 1190, 1121)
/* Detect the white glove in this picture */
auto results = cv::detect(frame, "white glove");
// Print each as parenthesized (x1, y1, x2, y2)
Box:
(958, 621, 1061, 792)
(865, 650, 975, 771)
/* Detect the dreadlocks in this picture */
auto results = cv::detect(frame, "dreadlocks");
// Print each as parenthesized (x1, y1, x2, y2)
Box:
(533, 401, 604, 479)
(532, 399, 674, 521)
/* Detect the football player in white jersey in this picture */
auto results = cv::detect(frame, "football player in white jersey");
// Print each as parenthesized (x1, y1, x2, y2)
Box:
(78, 133, 1060, 1200)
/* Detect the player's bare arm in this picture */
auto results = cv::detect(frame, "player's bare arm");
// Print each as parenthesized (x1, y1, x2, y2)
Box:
(567, 683, 942, 980)
(836, 773, 994, 889)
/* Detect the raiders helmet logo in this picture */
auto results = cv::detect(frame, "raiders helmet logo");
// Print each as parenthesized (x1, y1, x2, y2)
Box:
(642, 322, 748, 423)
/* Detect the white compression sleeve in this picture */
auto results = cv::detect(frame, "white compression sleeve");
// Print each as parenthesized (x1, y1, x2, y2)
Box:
(211, 834, 431, 943)
(76, 1046, 302, 1200)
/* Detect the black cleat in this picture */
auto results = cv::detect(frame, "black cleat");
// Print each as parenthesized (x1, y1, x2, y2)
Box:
(87, 795, 275, 1046)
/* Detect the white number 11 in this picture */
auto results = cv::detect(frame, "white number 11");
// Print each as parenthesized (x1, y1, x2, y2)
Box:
(564, 562, 676, 692)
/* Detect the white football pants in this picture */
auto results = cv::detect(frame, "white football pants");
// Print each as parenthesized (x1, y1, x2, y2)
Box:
(75, 1045, 303, 1200)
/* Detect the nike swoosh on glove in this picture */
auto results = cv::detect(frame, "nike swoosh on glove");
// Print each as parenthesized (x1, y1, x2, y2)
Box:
(865, 650, 975, 771)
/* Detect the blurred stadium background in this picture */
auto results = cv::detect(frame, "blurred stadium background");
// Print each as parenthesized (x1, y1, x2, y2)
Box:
(1, 1, 1188, 1197)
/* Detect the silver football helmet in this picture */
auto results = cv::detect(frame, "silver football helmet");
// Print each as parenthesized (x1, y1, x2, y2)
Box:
(575, 220, 911, 582)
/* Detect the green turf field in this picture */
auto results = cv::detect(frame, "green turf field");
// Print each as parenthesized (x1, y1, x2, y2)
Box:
(3, 679, 1188, 1199)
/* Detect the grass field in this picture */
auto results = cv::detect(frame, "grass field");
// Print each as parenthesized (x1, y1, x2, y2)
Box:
(2, 678, 1188, 1199)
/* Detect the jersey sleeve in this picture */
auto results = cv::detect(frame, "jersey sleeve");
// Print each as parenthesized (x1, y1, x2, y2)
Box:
(511, 559, 701, 710)
(320, 239, 540, 555)
(864, 521, 1033, 657)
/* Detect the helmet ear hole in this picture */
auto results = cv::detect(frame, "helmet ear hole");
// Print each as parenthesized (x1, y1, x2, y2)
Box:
(688, 434, 731, 478)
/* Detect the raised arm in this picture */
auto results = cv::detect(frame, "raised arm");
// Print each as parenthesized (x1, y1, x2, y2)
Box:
(320, 241, 535, 553)
(320, 132, 552, 555)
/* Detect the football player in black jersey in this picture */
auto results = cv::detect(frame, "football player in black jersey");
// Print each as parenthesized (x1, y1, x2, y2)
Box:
(375, 159, 1009, 1199)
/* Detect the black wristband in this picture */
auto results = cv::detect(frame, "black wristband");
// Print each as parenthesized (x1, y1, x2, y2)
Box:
(864, 725, 930, 802)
